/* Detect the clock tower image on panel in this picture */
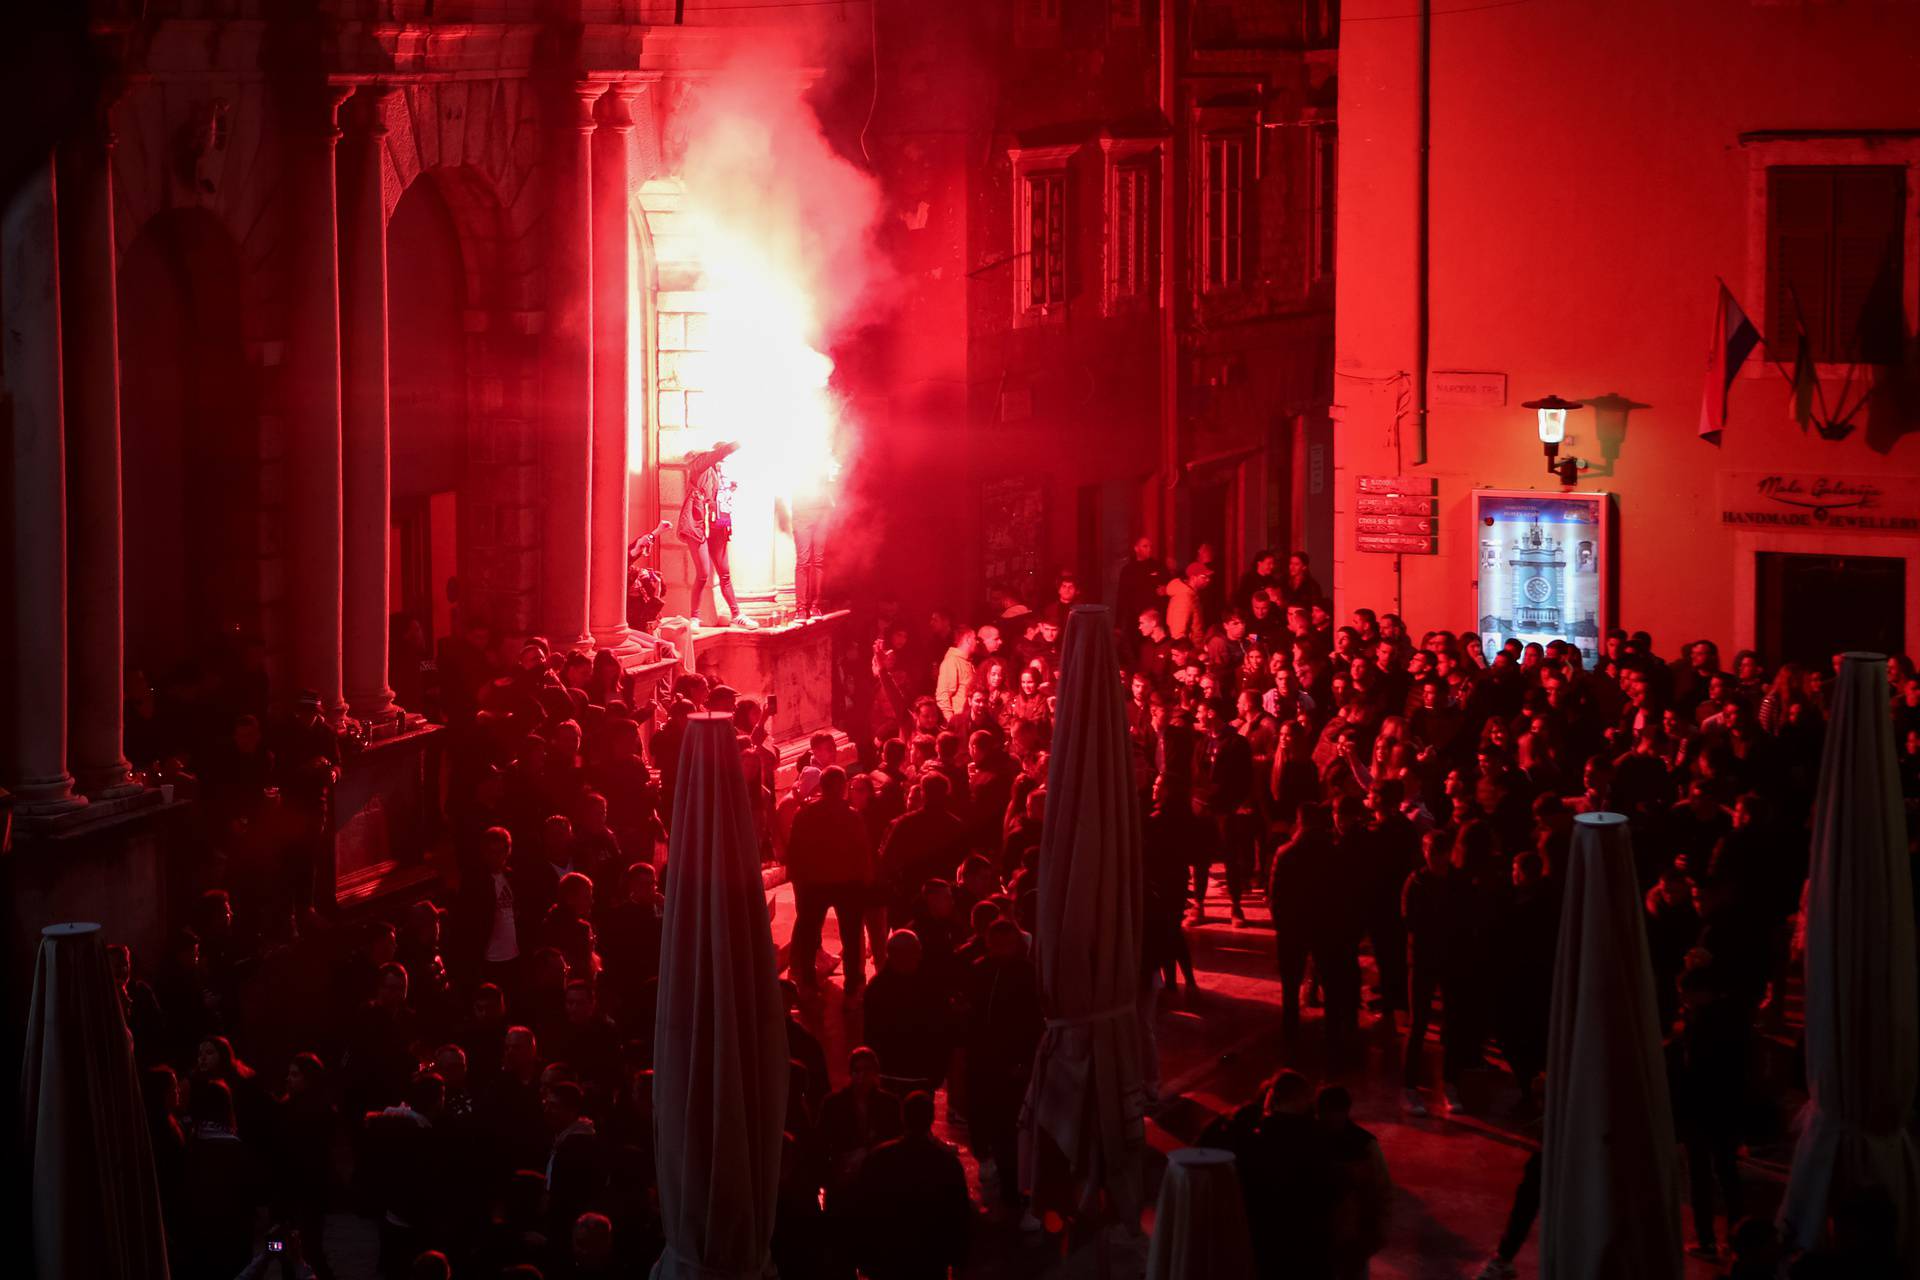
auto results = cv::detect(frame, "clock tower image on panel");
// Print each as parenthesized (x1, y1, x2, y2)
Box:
(1509, 519, 1565, 633)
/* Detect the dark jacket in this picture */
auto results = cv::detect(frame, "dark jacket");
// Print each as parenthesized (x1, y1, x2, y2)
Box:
(819, 1083, 904, 1178)
(1199, 730, 1255, 814)
(361, 1106, 452, 1234)
(1269, 829, 1357, 948)
(963, 954, 1043, 1077)
(1199, 1107, 1336, 1280)
(849, 1133, 971, 1280)
(788, 798, 876, 886)
(878, 807, 968, 913)
(862, 966, 951, 1087)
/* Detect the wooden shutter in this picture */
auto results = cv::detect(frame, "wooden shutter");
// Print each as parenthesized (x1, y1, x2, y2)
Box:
(1767, 168, 1832, 357)
(1769, 165, 1906, 363)
(1027, 173, 1066, 309)
(1832, 167, 1904, 365)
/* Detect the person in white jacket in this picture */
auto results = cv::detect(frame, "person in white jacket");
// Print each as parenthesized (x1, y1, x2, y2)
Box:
(1165, 560, 1212, 647)
(934, 630, 979, 720)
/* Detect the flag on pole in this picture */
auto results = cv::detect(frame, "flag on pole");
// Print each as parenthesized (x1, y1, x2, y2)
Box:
(1788, 327, 1817, 432)
(1699, 281, 1761, 444)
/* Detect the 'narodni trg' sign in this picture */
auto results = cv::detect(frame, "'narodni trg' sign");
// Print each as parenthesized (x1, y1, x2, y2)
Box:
(1717, 472, 1920, 535)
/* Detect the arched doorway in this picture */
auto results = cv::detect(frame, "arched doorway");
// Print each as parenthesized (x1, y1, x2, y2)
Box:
(387, 176, 469, 654)
(119, 209, 255, 678)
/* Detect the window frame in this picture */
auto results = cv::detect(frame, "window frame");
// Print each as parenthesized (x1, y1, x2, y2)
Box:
(1015, 0, 1064, 49)
(1009, 141, 1080, 325)
(1199, 129, 1252, 295)
(1101, 133, 1162, 313)
(1742, 134, 1920, 378)
(1311, 119, 1338, 285)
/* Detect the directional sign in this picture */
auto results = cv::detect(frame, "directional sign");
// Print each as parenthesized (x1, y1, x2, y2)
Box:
(1355, 494, 1438, 517)
(1357, 514, 1437, 535)
(1356, 474, 1438, 496)
(1356, 533, 1438, 555)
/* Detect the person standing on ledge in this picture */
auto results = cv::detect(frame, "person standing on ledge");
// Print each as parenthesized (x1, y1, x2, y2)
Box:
(677, 440, 757, 630)
(789, 456, 836, 621)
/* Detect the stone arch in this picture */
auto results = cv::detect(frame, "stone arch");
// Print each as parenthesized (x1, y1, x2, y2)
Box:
(386, 173, 470, 654)
(383, 80, 542, 313)
(384, 158, 540, 640)
(111, 80, 279, 348)
(378, 79, 545, 634)
(118, 207, 260, 677)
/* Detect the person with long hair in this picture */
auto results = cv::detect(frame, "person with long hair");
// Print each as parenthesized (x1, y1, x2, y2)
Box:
(273, 1052, 338, 1279)
(196, 1033, 271, 1148)
(182, 1076, 254, 1278)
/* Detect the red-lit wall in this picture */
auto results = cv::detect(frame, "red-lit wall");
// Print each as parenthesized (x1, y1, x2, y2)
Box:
(1335, 0, 1920, 653)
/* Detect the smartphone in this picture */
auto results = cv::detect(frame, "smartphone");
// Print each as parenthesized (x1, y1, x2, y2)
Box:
(766, 693, 779, 717)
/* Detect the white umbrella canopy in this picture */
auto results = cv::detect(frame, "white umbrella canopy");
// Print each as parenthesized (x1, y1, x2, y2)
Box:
(653, 713, 789, 1280)
(1780, 652, 1920, 1261)
(1541, 812, 1683, 1280)
(23, 920, 170, 1279)
(1021, 603, 1150, 1222)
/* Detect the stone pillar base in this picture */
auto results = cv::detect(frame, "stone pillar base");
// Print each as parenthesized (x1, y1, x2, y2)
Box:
(78, 768, 145, 802)
(10, 777, 88, 825)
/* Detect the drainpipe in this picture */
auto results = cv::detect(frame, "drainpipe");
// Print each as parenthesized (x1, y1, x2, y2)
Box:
(1158, 0, 1180, 547)
(1412, 0, 1430, 465)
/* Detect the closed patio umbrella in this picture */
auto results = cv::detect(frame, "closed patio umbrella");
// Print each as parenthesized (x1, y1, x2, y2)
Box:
(653, 713, 788, 1280)
(1146, 1147, 1254, 1280)
(1779, 652, 1920, 1262)
(1541, 812, 1682, 1280)
(23, 920, 170, 1279)
(1021, 603, 1150, 1222)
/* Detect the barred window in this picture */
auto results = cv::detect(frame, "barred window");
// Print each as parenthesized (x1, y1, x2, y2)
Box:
(1202, 134, 1247, 291)
(1025, 171, 1068, 311)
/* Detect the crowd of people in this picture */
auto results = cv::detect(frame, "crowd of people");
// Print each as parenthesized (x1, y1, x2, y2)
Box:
(104, 533, 1917, 1280)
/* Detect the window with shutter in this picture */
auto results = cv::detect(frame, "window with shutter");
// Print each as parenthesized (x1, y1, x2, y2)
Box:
(1312, 124, 1338, 283)
(1203, 134, 1247, 292)
(1110, 161, 1155, 304)
(1024, 172, 1068, 312)
(1766, 166, 1905, 363)
(1015, 0, 1064, 49)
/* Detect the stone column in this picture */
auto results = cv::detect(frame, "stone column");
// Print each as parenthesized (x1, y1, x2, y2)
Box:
(589, 84, 638, 652)
(1, 157, 85, 817)
(541, 82, 601, 650)
(284, 86, 353, 721)
(59, 118, 140, 797)
(341, 86, 399, 722)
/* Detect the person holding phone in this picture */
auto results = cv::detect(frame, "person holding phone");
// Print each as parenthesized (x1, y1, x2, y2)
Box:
(625, 518, 673, 632)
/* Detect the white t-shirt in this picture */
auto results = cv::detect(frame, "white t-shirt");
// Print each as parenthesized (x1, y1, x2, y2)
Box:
(485, 872, 519, 963)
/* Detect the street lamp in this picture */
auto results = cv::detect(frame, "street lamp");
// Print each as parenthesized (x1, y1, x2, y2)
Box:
(1523, 394, 1585, 486)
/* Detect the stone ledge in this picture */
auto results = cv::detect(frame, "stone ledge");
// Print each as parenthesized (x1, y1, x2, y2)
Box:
(10, 786, 172, 840)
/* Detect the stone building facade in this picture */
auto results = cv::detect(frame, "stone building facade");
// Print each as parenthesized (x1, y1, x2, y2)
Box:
(0, 0, 860, 964)
(856, 0, 1336, 617)
(1334, 0, 1920, 654)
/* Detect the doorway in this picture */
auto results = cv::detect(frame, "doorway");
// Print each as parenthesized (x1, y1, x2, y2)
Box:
(1755, 551, 1906, 666)
(388, 176, 469, 654)
(119, 209, 256, 674)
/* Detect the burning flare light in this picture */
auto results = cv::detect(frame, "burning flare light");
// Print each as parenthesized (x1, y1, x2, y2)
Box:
(637, 59, 880, 617)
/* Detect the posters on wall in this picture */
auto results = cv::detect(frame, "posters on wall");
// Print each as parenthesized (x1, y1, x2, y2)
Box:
(980, 476, 1046, 600)
(1470, 489, 1613, 651)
